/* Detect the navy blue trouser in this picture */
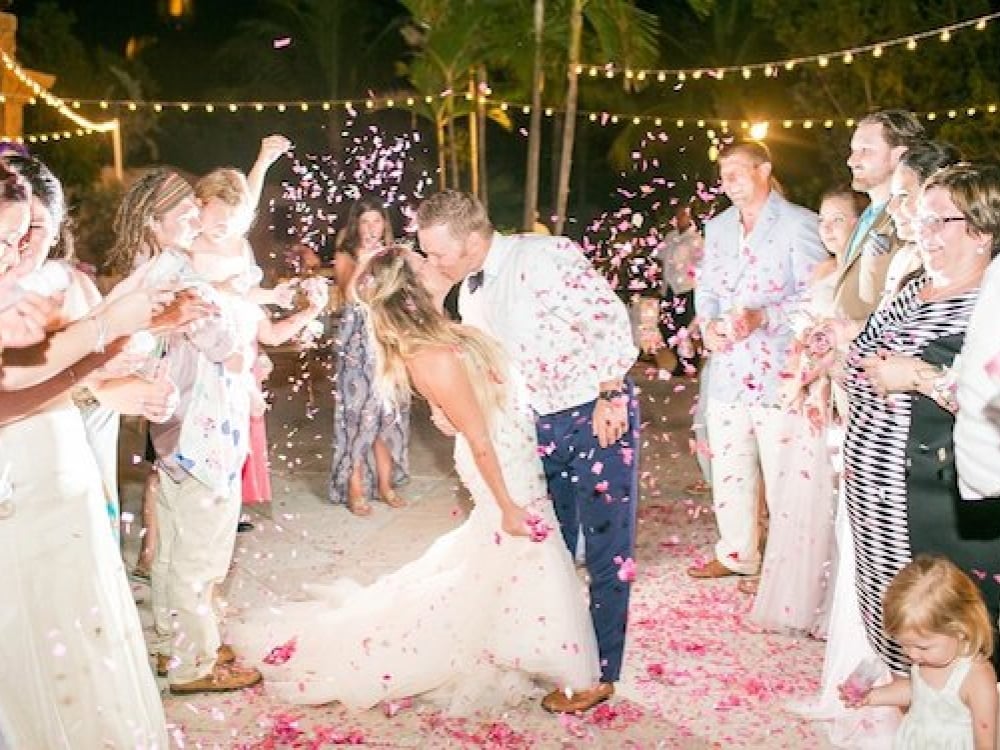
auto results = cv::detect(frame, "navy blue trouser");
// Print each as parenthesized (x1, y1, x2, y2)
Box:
(535, 379, 639, 683)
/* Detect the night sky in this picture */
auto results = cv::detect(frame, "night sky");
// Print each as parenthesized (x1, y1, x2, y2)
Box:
(10, 0, 1000, 228)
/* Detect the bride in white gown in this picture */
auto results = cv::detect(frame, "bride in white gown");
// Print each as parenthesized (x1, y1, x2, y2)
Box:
(232, 245, 599, 715)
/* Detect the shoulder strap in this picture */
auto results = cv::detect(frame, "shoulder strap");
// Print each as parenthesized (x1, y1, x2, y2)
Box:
(943, 657, 974, 694)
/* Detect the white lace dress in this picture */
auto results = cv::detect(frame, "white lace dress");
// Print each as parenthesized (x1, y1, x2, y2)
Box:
(231, 370, 600, 715)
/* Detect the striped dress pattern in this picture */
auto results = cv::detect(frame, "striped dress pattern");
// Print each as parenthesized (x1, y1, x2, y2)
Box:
(844, 278, 978, 673)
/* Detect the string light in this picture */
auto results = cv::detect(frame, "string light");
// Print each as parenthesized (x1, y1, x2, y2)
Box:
(577, 11, 998, 83)
(12, 73, 997, 144)
(0, 50, 119, 143)
(3, 127, 96, 145)
(58, 90, 455, 114)
(477, 97, 1000, 131)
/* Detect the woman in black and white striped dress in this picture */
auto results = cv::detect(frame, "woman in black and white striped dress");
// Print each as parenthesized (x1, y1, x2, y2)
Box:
(844, 163, 1000, 674)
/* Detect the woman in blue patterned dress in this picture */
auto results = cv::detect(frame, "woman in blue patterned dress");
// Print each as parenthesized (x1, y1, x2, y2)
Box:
(328, 198, 409, 515)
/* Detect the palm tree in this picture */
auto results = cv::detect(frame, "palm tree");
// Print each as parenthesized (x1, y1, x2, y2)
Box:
(497, 0, 662, 229)
(398, 0, 524, 191)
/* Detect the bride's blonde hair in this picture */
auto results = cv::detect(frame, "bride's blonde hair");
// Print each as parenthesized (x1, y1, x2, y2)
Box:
(354, 244, 507, 421)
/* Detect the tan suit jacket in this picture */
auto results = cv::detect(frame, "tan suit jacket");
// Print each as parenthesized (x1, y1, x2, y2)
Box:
(832, 206, 900, 322)
(831, 205, 901, 418)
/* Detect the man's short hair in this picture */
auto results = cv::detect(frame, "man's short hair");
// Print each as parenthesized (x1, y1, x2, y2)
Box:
(416, 190, 494, 240)
(717, 140, 772, 166)
(858, 109, 927, 149)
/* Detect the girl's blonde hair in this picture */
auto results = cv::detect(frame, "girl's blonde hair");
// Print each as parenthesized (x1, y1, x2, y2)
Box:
(194, 168, 250, 207)
(884, 555, 994, 659)
(195, 168, 254, 235)
(354, 244, 507, 422)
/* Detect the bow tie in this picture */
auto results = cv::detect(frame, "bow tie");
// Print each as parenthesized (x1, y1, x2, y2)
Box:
(467, 270, 485, 294)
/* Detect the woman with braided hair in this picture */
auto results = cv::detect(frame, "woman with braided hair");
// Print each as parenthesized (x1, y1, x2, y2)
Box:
(110, 169, 205, 579)
(110, 168, 262, 695)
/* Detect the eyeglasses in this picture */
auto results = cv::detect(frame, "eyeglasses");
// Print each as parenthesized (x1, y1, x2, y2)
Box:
(915, 215, 967, 232)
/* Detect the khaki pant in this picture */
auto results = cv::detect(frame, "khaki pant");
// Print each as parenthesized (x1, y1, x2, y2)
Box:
(706, 401, 800, 575)
(151, 470, 240, 683)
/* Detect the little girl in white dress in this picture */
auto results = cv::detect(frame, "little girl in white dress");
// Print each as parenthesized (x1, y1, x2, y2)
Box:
(841, 555, 998, 749)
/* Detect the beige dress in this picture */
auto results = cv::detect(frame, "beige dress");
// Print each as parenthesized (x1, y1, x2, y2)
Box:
(750, 271, 838, 633)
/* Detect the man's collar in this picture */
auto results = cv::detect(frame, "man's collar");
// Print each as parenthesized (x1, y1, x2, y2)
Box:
(478, 231, 508, 277)
(738, 189, 779, 230)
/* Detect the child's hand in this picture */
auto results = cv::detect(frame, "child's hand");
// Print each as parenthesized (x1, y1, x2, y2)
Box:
(838, 679, 872, 708)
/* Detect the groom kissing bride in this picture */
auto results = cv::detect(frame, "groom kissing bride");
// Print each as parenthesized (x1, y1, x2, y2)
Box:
(234, 191, 638, 716)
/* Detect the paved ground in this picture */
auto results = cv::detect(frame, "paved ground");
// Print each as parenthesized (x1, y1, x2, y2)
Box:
(118, 348, 830, 749)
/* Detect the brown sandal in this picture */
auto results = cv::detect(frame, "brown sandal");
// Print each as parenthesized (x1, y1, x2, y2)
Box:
(381, 491, 407, 509)
(346, 496, 373, 517)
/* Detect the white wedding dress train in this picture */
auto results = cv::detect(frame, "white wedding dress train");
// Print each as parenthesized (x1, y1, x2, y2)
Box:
(231, 374, 600, 715)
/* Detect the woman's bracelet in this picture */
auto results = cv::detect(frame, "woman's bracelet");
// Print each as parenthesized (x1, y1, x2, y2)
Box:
(913, 363, 958, 411)
(931, 366, 959, 412)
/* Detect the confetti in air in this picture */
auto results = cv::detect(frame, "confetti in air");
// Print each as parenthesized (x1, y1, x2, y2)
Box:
(264, 119, 434, 457)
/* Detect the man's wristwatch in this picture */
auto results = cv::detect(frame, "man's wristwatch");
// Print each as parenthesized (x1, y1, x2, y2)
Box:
(598, 388, 624, 402)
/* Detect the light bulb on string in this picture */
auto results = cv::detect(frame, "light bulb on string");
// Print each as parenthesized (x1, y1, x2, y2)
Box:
(748, 121, 769, 140)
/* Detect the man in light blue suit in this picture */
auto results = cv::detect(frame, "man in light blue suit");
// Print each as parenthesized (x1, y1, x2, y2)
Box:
(688, 141, 826, 579)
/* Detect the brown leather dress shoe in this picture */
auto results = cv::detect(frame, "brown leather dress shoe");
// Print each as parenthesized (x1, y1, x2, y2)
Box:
(169, 664, 262, 695)
(155, 653, 172, 678)
(542, 682, 614, 713)
(216, 643, 236, 666)
(687, 558, 741, 579)
(157, 644, 236, 677)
